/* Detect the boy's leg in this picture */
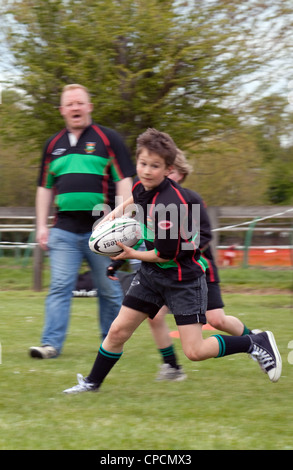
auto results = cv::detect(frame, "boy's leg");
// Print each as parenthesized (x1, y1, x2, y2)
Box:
(206, 308, 252, 336)
(148, 306, 171, 350)
(148, 307, 186, 381)
(206, 283, 253, 336)
(102, 305, 148, 353)
(178, 323, 282, 382)
(178, 323, 223, 360)
(148, 307, 178, 367)
(85, 239, 123, 339)
(63, 306, 148, 394)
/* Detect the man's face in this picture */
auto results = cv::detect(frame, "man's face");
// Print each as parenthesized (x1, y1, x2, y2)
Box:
(59, 88, 93, 132)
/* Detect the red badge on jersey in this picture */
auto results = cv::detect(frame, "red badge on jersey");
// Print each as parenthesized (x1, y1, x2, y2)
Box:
(158, 220, 173, 230)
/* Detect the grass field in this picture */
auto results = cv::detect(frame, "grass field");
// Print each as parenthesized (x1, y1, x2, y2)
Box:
(0, 258, 292, 450)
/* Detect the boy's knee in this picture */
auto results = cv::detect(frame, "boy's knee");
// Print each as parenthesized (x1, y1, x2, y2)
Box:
(183, 346, 202, 362)
(207, 309, 225, 330)
(209, 317, 224, 331)
(107, 322, 128, 347)
(148, 314, 163, 330)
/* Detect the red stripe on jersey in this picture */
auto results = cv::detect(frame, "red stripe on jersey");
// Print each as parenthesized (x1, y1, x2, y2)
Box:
(170, 185, 204, 278)
(169, 183, 190, 281)
(92, 124, 124, 179)
(102, 161, 111, 206)
(174, 259, 182, 281)
(47, 129, 67, 155)
(169, 182, 189, 230)
(41, 129, 67, 187)
(41, 155, 51, 187)
(170, 182, 188, 207)
(201, 254, 215, 281)
(149, 192, 159, 217)
(175, 242, 183, 281)
(192, 256, 205, 273)
(132, 180, 141, 192)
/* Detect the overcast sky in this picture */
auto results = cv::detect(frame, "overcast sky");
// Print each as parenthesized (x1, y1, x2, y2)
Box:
(0, 0, 292, 103)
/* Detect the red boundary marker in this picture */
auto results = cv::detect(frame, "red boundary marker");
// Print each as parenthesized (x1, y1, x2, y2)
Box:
(170, 324, 216, 338)
(202, 324, 216, 330)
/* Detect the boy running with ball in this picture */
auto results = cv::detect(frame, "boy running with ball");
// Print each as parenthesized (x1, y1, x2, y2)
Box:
(63, 128, 282, 394)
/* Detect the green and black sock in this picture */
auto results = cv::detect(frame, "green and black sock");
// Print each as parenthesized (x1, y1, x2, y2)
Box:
(159, 344, 179, 369)
(213, 334, 252, 357)
(87, 344, 123, 386)
(241, 324, 252, 335)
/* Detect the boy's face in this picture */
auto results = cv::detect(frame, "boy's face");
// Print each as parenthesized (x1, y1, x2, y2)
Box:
(137, 149, 170, 191)
(168, 167, 184, 184)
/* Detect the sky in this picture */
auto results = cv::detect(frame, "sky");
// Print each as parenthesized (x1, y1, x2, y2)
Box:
(0, 1, 292, 107)
(0, 1, 19, 89)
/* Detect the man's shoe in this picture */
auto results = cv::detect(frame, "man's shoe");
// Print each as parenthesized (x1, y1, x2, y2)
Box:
(29, 345, 58, 359)
(63, 374, 99, 394)
(249, 331, 282, 382)
(156, 364, 187, 382)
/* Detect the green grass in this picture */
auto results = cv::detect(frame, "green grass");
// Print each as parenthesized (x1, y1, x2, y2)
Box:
(0, 258, 292, 450)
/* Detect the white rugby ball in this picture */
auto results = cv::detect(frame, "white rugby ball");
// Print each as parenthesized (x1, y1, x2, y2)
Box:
(89, 217, 142, 256)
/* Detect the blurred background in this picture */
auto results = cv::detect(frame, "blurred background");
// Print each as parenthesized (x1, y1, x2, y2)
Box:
(0, 2, 292, 452)
(1, 0, 293, 270)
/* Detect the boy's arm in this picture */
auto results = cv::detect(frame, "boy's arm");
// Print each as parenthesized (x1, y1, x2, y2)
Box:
(100, 195, 135, 224)
(111, 242, 169, 264)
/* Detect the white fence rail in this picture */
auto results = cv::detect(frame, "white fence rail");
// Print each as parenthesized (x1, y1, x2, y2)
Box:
(0, 206, 292, 290)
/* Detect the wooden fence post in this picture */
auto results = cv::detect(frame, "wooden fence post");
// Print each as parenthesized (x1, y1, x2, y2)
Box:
(33, 244, 44, 291)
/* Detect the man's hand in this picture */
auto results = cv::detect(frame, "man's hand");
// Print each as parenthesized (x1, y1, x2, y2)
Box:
(36, 225, 49, 251)
(35, 186, 53, 251)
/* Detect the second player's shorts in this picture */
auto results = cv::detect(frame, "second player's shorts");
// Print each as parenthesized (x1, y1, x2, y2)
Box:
(207, 281, 225, 310)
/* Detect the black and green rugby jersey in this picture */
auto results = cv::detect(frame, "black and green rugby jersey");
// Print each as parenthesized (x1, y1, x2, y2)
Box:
(132, 177, 208, 282)
(38, 122, 135, 233)
(182, 187, 221, 284)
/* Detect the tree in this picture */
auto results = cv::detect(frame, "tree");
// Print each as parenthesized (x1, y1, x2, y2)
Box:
(245, 95, 293, 204)
(4, 0, 285, 151)
(0, 90, 39, 206)
(184, 129, 269, 206)
(2, 0, 293, 206)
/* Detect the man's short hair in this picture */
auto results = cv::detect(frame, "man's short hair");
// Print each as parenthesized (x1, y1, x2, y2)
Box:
(60, 84, 91, 104)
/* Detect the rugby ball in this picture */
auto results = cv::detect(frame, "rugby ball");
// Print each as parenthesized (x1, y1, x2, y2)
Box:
(89, 217, 142, 256)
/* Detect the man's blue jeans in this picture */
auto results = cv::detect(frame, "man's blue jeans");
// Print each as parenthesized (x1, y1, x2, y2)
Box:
(41, 228, 123, 354)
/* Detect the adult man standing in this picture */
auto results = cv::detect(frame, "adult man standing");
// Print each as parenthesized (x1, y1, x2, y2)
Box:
(29, 84, 135, 359)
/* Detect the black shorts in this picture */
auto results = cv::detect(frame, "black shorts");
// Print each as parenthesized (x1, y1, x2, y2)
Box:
(122, 264, 207, 326)
(207, 282, 224, 311)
